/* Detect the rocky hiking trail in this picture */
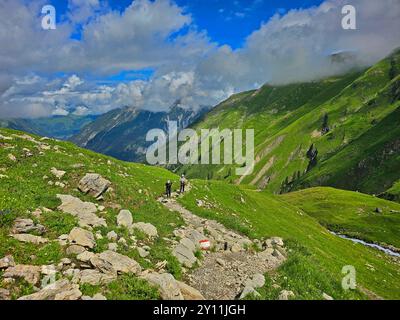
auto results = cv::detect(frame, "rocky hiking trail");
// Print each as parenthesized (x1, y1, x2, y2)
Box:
(159, 188, 288, 300)
(0, 131, 289, 300)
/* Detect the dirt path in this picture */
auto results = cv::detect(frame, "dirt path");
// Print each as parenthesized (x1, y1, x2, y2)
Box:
(160, 190, 286, 300)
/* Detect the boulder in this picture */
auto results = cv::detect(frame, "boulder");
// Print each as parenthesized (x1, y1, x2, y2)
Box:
(176, 281, 205, 300)
(173, 244, 197, 268)
(66, 245, 86, 255)
(131, 222, 158, 238)
(244, 273, 265, 289)
(75, 269, 116, 286)
(68, 227, 96, 249)
(141, 273, 183, 300)
(0, 255, 15, 269)
(11, 234, 48, 245)
(76, 251, 96, 263)
(12, 218, 45, 234)
(117, 210, 133, 228)
(57, 194, 107, 228)
(91, 251, 142, 275)
(0, 288, 10, 300)
(278, 290, 295, 300)
(3, 265, 41, 285)
(78, 174, 111, 198)
(18, 279, 82, 300)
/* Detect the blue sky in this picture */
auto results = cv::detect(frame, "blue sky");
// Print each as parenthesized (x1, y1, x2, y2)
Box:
(50, 0, 324, 48)
(46, 0, 324, 83)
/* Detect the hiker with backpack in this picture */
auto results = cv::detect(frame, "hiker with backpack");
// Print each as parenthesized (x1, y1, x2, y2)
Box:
(165, 180, 172, 198)
(180, 174, 186, 194)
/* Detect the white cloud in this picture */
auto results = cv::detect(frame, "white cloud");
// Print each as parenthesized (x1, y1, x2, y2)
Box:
(0, 0, 399, 118)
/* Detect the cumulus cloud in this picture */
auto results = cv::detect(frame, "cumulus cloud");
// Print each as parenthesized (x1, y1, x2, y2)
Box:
(0, 0, 399, 118)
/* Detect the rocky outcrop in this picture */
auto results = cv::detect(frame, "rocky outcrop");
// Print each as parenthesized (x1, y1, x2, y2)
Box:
(73, 269, 116, 286)
(0, 255, 15, 269)
(90, 251, 142, 275)
(57, 194, 107, 228)
(173, 240, 197, 268)
(11, 234, 48, 244)
(141, 272, 183, 300)
(3, 265, 42, 285)
(12, 218, 45, 235)
(78, 173, 111, 198)
(18, 279, 82, 300)
(68, 227, 96, 249)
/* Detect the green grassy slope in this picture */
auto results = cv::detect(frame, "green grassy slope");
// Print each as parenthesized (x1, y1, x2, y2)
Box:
(178, 49, 400, 195)
(178, 181, 400, 299)
(280, 187, 400, 249)
(0, 128, 183, 299)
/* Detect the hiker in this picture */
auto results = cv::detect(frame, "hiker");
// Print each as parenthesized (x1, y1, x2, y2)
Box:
(165, 180, 172, 198)
(180, 174, 186, 194)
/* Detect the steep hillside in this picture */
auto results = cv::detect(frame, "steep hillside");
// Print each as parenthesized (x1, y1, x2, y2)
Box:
(1, 128, 399, 300)
(71, 105, 209, 162)
(178, 49, 400, 195)
(0, 115, 97, 140)
(381, 180, 400, 203)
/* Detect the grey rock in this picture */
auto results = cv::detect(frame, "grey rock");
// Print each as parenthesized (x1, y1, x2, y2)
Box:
(18, 279, 82, 300)
(3, 265, 41, 285)
(141, 273, 183, 300)
(107, 231, 118, 241)
(91, 250, 142, 275)
(0, 255, 15, 269)
(11, 234, 48, 244)
(66, 245, 86, 255)
(108, 243, 118, 252)
(57, 194, 107, 228)
(173, 244, 197, 268)
(131, 222, 158, 238)
(12, 218, 45, 234)
(0, 288, 11, 300)
(78, 173, 111, 198)
(68, 227, 96, 249)
(117, 210, 133, 228)
(278, 290, 295, 300)
(176, 281, 205, 300)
